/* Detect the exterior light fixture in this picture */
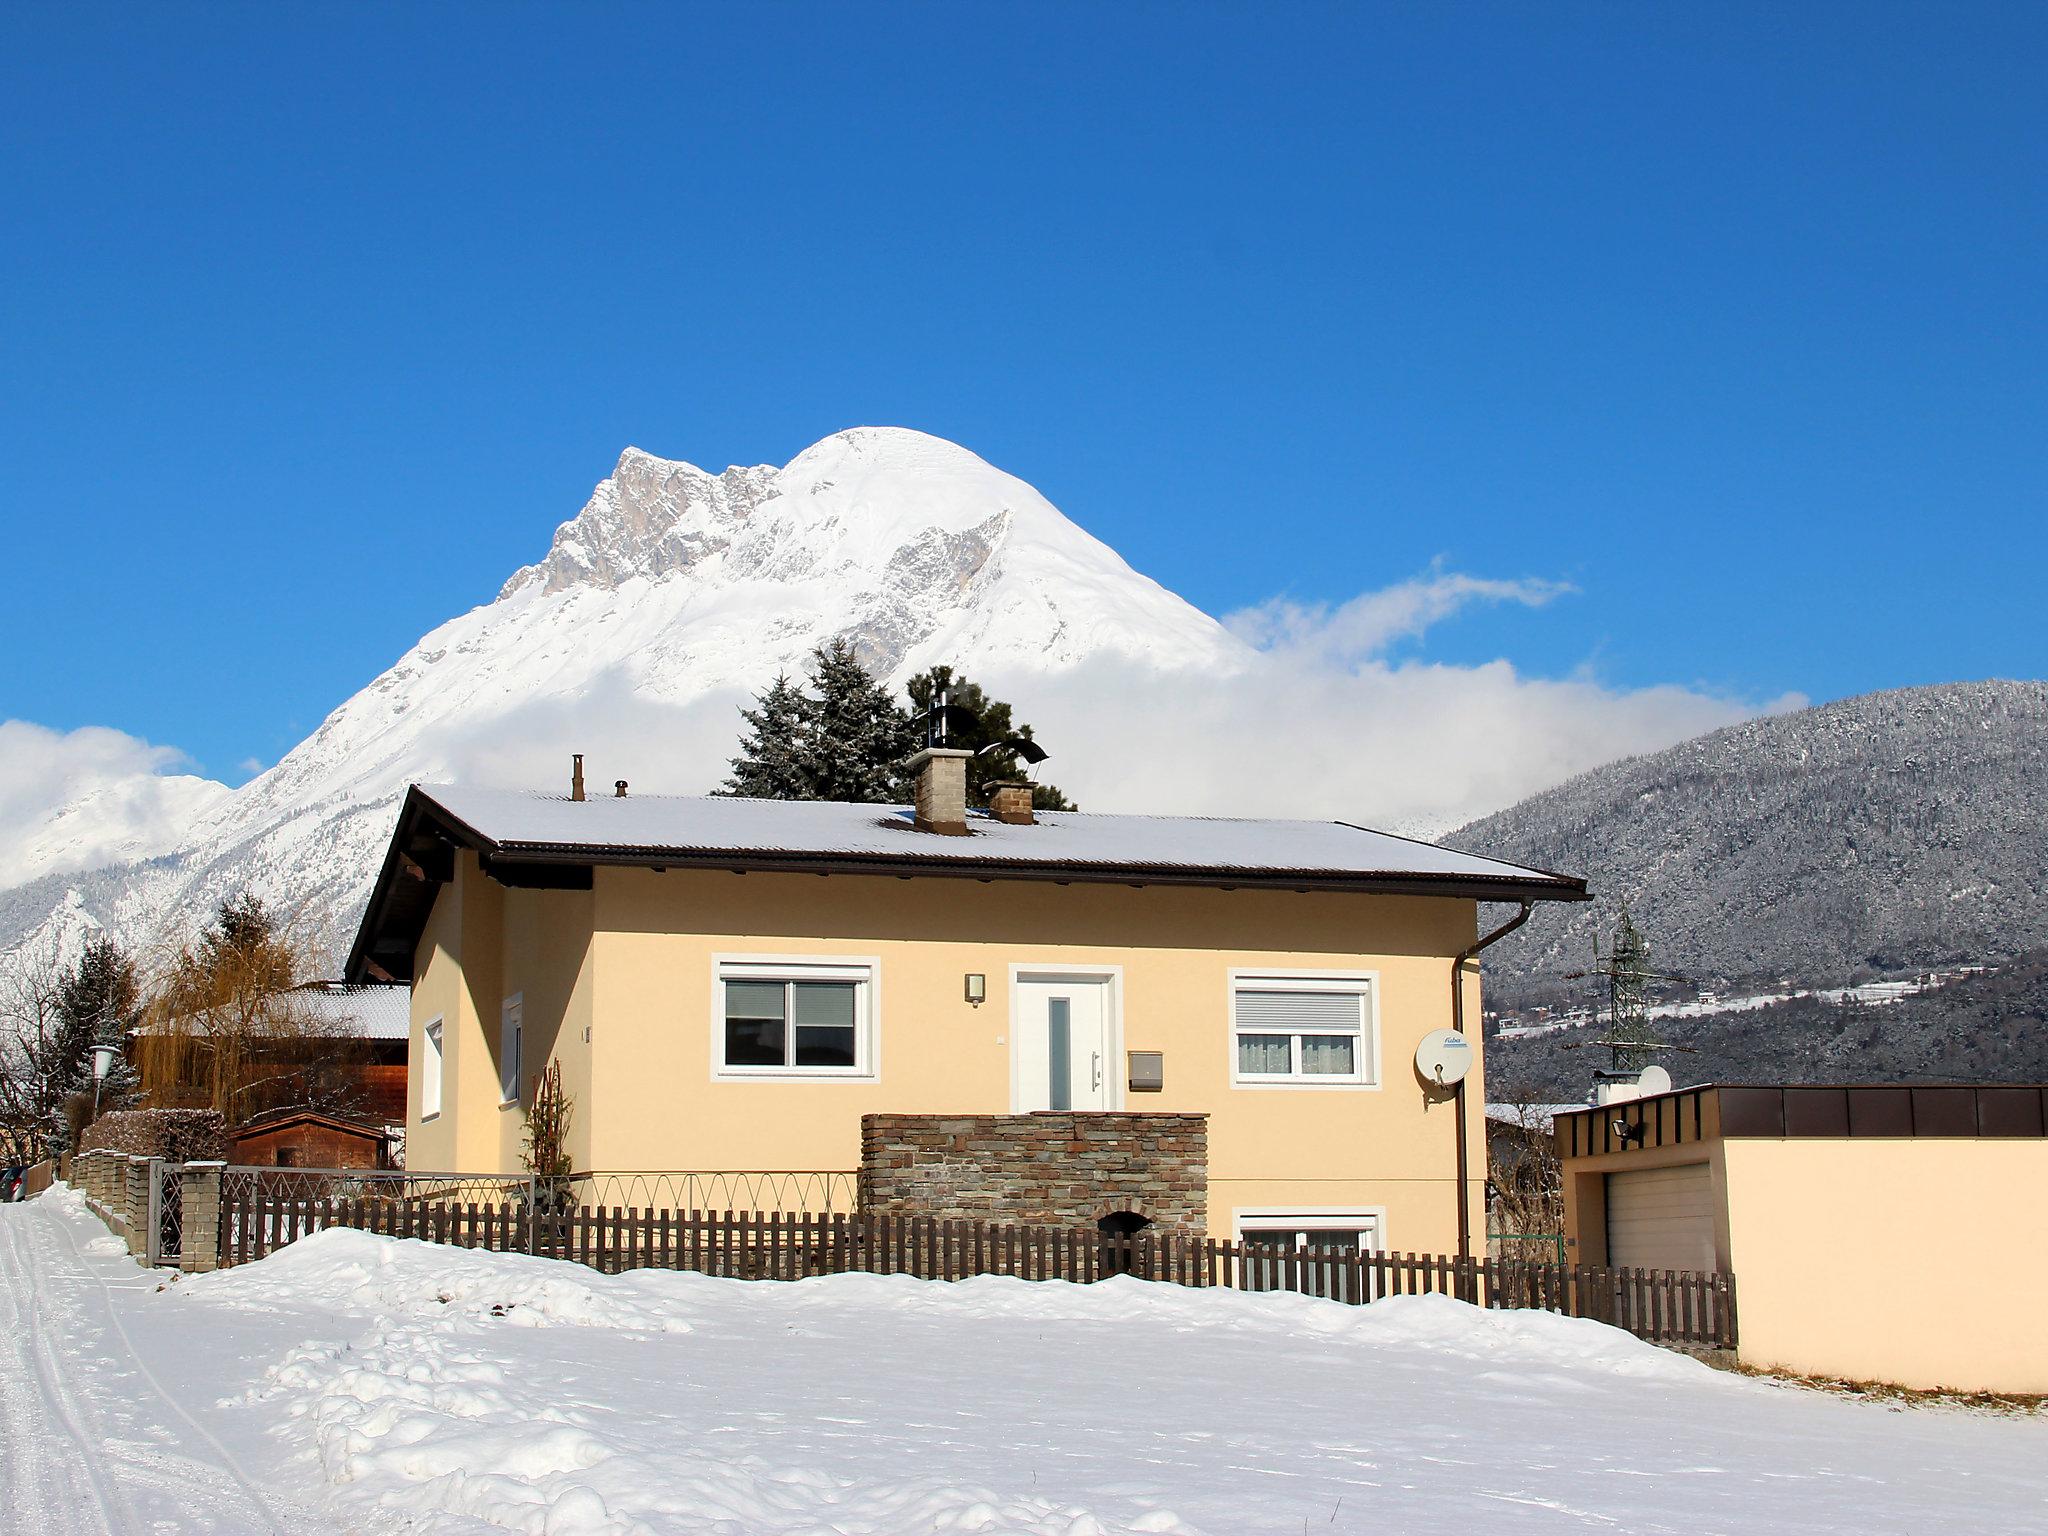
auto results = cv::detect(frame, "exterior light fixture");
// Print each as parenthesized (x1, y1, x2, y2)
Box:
(91, 1044, 120, 1118)
(964, 973, 987, 1005)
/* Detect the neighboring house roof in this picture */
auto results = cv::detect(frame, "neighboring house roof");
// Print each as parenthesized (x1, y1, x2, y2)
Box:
(348, 783, 1589, 982)
(1484, 1103, 1587, 1132)
(289, 982, 411, 1041)
(140, 980, 409, 1042)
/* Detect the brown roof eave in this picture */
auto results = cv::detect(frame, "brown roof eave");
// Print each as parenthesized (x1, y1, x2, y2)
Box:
(345, 787, 504, 984)
(482, 839, 1591, 903)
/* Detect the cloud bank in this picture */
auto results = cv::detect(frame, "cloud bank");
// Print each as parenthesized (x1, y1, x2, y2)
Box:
(0, 564, 1796, 899)
(996, 568, 1787, 833)
(422, 565, 1791, 837)
(0, 721, 231, 890)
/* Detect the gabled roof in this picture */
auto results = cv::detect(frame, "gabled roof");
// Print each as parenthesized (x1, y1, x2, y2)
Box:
(231, 1106, 391, 1142)
(347, 783, 1588, 983)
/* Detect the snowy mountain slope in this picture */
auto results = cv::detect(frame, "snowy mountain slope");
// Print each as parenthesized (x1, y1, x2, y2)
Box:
(0, 770, 230, 891)
(1448, 679, 2048, 1004)
(4, 428, 1248, 961)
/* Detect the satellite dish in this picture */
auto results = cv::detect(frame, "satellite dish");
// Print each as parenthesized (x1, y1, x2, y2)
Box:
(1414, 1029, 1474, 1087)
(1633, 1064, 1673, 1098)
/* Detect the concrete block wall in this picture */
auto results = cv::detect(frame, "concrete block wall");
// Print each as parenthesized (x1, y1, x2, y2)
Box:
(179, 1161, 225, 1274)
(123, 1157, 149, 1256)
(860, 1111, 1208, 1231)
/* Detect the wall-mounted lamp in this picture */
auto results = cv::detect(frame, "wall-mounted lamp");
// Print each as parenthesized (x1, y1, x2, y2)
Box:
(964, 973, 987, 1006)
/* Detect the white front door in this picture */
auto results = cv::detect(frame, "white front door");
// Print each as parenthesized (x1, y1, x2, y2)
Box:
(1015, 975, 1113, 1111)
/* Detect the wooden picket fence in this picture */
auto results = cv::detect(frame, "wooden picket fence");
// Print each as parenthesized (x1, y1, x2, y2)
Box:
(217, 1178, 1736, 1350)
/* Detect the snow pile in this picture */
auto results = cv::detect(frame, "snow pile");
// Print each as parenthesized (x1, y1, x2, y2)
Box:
(190, 1229, 692, 1332)
(191, 1231, 1750, 1536)
(16, 1196, 2048, 1536)
(766, 1270, 1705, 1383)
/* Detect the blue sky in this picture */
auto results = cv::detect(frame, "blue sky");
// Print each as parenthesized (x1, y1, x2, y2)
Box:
(2, 3, 2043, 785)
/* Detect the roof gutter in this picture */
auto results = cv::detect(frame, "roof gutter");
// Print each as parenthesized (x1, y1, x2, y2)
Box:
(1451, 900, 1536, 1263)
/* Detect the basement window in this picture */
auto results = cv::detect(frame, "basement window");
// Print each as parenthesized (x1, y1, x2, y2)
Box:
(1235, 1210, 1385, 1302)
(715, 960, 876, 1079)
(1229, 973, 1377, 1087)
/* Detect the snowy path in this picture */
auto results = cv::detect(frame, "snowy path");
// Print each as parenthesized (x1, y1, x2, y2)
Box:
(0, 1195, 370, 1536)
(4, 1188, 2046, 1535)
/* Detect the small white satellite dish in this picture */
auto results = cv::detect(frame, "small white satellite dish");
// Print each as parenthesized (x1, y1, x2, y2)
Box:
(1633, 1064, 1673, 1098)
(1414, 1029, 1474, 1087)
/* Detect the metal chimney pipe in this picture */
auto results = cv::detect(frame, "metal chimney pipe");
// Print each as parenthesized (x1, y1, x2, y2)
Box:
(614, 780, 628, 798)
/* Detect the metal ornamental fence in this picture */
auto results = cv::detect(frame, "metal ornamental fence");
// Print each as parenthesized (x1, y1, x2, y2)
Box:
(198, 1165, 1736, 1350)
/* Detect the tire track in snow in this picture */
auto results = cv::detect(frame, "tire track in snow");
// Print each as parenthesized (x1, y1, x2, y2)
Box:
(0, 1211, 129, 1536)
(30, 1200, 294, 1536)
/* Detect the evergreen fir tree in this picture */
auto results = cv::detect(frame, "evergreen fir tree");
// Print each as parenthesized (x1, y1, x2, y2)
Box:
(797, 639, 916, 802)
(905, 665, 1076, 810)
(43, 936, 143, 1149)
(718, 673, 813, 798)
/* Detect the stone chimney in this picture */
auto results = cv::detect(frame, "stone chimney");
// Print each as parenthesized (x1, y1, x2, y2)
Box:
(907, 747, 973, 835)
(571, 754, 586, 802)
(986, 781, 1035, 826)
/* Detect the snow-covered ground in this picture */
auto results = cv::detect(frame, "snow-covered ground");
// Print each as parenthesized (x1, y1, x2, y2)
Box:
(3, 1189, 2042, 1535)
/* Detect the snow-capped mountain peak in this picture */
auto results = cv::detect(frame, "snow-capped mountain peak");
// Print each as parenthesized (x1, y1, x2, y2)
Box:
(7, 428, 1244, 961)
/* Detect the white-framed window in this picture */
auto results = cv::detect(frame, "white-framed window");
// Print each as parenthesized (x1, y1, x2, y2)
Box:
(499, 994, 523, 1105)
(1229, 972, 1377, 1086)
(714, 959, 876, 1079)
(1235, 1212, 1384, 1252)
(420, 1016, 444, 1120)
(1234, 1209, 1386, 1302)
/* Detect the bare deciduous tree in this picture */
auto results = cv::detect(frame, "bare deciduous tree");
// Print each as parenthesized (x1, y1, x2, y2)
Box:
(0, 942, 67, 1163)
(137, 895, 370, 1127)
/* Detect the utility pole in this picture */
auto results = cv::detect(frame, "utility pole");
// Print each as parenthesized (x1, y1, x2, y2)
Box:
(1561, 905, 1691, 1088)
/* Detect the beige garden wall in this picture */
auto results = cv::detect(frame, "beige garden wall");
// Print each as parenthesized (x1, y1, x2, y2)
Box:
(410, 861, 1491, 1251)
(1720, 1138, 2048, 1394)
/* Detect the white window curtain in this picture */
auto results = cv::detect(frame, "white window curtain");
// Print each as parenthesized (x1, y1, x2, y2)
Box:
(1232, 982, 1371, 1083)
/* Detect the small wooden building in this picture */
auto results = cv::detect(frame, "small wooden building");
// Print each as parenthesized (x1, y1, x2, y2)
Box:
(232, 1107, 392, 1170)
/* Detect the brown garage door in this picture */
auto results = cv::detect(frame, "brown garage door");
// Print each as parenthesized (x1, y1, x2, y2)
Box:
(1605, 1164, 1715, 1272)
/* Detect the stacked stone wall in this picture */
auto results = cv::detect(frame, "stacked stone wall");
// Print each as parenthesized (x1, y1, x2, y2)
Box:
(860, 1112, 1208, 1232)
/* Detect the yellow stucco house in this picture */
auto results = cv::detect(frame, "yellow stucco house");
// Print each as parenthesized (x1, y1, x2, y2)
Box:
(346, 749, 1585, 1256)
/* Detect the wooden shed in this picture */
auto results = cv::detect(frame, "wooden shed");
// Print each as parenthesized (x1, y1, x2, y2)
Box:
(232, 1108, 392, 1170)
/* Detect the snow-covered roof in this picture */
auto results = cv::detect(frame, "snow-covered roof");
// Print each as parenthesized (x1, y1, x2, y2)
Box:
(349, 783, 1586, 983)
(139, 981, 409, 1040)
(417, 784, 1581, 890)
(1485, 1103, 1587, 1132)
(291, 982, 410, 1041)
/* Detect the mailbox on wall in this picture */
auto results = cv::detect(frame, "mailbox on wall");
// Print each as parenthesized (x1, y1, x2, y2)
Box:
(1127, 1051, 1164, 1093)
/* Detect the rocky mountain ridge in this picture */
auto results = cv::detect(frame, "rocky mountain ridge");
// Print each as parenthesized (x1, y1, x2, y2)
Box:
(2, 428, 1245, 963)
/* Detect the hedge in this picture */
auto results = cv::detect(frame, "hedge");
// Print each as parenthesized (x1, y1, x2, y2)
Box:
(78, 1108, 228, 1162)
